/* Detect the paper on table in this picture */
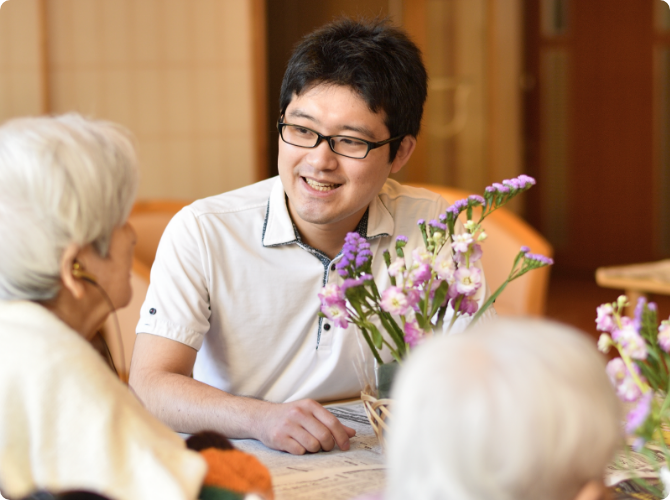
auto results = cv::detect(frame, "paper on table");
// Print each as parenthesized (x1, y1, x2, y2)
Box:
(605, 444, 665, 486)
(232, 401, 385, 500)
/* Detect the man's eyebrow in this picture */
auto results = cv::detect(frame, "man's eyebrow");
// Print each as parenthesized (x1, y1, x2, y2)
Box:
(286, 109, 378, 139)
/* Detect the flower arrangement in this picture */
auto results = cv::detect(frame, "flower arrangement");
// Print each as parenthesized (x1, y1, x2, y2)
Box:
(318, 175, 554, 366)
(597, 295, 670, 495)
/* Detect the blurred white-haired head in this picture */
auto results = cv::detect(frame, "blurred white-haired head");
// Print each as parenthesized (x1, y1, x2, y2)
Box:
(386, 318, 622, 500)
(0, 114, 138, 301)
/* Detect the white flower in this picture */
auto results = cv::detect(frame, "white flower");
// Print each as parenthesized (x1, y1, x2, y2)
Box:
(660, 466, 670, 500)
(597, 333, 612, 353)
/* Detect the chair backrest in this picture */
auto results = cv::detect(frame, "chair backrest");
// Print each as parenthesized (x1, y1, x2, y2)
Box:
(128, 200, 192, 270)
(409, 184, 553, 316)
(103, 200, 191, 379)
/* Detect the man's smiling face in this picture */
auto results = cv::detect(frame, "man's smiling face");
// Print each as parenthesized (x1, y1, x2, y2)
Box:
(278, 84, 407, 238)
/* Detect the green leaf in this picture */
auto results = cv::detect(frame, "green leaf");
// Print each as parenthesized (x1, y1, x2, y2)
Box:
(430, 281, 449, 318)
(368, 323, 384, 349)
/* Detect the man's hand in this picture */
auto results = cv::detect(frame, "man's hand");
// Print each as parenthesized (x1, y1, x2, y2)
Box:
(255, 399, 356, 455)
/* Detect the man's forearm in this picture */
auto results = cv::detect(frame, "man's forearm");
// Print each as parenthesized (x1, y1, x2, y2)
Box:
(130, 368, 267, 438)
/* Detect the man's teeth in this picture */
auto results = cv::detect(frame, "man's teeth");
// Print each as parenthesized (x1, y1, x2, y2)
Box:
(305, 178, 338, 191)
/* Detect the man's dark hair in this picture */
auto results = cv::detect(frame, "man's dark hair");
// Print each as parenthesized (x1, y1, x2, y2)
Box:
(279, 18, 428, 162)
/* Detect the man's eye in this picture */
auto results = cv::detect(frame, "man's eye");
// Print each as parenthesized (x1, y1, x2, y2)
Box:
(294, 127, 312, 135)
(339, 137, 364, 146)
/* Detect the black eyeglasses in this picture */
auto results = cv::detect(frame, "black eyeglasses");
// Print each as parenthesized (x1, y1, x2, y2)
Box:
(277, 120, 403, 159)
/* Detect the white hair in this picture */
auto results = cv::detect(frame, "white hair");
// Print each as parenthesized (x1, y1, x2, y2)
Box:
(386, 318, 622, 500)
(0, 114, 138, 301)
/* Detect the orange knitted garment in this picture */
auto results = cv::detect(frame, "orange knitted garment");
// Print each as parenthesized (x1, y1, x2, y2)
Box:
(200, 448, 274, 500)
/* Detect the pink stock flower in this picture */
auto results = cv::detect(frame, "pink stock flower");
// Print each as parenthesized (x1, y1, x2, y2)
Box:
(626, 391, 653, 435)
(433, 254, 455, 281)
(606, 358, 644, 402)
(454, 243, 483, 265)
(381, 287, 410, 316)
(595, 303, 616, 333)
(321, 302, 349, 329)
(454, 266, 482, 296)
(412, 248, 432, 266)
(388, 258, 405, 277)
(454, 296, 479, 315)
(409, 263, 432, 285)
(318, 284, 344, 306)
(451, 233, 474, 254)
(405, 288, 421, 310)
(403, 320, 424, 348)
(659, 323, 670, 353)
(615, 325, 648, 360)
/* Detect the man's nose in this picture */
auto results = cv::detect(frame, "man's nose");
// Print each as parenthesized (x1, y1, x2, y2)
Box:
(305, 139, 338, 170)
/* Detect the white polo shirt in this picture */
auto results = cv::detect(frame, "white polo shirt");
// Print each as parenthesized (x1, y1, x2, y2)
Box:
(136, 176, 490, 403)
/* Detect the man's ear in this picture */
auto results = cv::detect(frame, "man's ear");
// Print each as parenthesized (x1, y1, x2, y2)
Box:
(59, 243, 86, 300)
(389, 135, 417, 175)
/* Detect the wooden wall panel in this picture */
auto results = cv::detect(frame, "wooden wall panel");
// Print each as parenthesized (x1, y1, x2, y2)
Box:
(43, 0, 257, 200)
(0, 0, 46, 121)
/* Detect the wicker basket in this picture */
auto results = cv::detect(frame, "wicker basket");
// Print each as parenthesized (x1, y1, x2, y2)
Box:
(361, 388, 393, 449)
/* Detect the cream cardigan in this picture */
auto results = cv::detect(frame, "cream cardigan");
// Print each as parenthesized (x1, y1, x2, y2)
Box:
(0, 300, 206, 500)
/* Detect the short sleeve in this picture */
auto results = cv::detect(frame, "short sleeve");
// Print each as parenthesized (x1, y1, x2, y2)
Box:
(136, 207, 211, 350)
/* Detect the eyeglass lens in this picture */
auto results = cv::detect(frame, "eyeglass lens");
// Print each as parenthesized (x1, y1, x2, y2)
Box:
(281, 124, 369, 158)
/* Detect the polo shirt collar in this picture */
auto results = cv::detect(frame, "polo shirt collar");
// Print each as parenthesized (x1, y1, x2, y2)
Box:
(262, 177, 395, 247)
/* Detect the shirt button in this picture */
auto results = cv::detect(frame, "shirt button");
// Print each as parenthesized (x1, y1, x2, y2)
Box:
(149, 308, 157, 315)
(323, 323, 331, 331)
(330, 263, 336, 271)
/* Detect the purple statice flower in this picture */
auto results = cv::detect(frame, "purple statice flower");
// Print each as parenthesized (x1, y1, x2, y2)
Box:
(606, 358, 644, 402)
(503, 178, 525, 190)
(454, 266, 482, 296)
(318, 284, 344, 306)
(403, 320, 424, 348)
(632, 437, 646, 452)
(485, 185, 496, 194)
(633, 297, 647, 331)
(428, 219, 447, 231)
(517, 174, 536, 187)
(321, 302, 349, 329)
(337, 232, 372, 273)
(659, 322, 670, 353)
(380, 286, 410, 316)
(417, 219, 425, 225)
(433, 254, 455, 281)
(454, 199, 468, 211)
(468, 195, 485, 205)
(341, 277, 365, 293)
(355, 249, 372, 268)
(595, 303, 616, 333)
(409, 263, 432, 285)
(524, 252, 554, 266)
(445, 205, 460, 218)
(438, 213, 447, 222)
(454, 295, 478, 315)
(615, 324, 648, 360)
(360, 273, 374, 282)
(520, 245, 530, 253)
(491, 182, 510, 193)
(625, 391, 653, 435)
(396, 235, 408, 244)
(451, 233, 474, 254)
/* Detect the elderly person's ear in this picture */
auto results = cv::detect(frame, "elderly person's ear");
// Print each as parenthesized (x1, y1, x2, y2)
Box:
(59, 243, 90, 300)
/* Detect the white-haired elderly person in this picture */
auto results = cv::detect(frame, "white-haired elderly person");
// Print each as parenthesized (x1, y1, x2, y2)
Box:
(0, 115, 273, 500)
(383, 318, 623, 500)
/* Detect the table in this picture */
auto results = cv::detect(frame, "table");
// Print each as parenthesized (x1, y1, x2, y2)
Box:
(596, 260, 670, 316)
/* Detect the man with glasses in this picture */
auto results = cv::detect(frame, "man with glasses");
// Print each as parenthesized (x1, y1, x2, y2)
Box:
(130, 18, 490, 455)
